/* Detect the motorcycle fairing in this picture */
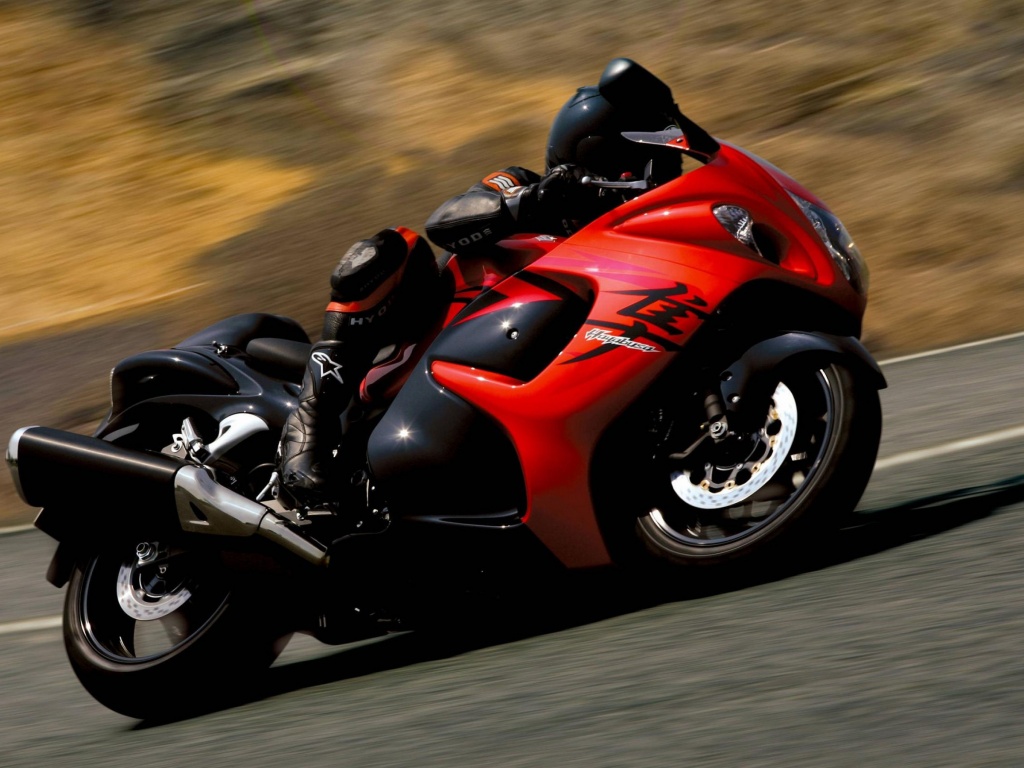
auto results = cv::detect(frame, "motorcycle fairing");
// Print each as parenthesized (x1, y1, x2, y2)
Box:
(366, 368, 526, 523)
(370, 233, 756, 566)
(432, 271, 592, 380)
(365, 270, 591, 524)
(427, 259, 742, 567)
(571, 141, 867, 321)
(441, 234, 563, 324)
(97, 314, 310, 455)
(368, 140, 877, 568)
(98, 347, 299, 444)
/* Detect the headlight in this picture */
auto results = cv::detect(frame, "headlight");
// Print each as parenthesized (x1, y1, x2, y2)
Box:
(787, 192, 868, 294)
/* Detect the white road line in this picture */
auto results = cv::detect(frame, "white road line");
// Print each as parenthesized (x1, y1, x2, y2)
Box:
(878, 329, 1024, 366)
(0, 616, 61, 636)
(0, 524, 35, 536)
(874, 424, 1024, 470)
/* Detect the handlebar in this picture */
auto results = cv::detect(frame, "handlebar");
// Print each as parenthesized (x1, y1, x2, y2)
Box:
(580, 159, 654, 192)
(580, 176, 651, 191)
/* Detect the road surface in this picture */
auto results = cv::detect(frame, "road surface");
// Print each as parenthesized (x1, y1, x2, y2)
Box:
(1, 333, 1023, 767)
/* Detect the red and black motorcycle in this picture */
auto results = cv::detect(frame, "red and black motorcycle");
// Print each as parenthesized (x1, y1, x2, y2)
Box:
(6, 59, 884, 718)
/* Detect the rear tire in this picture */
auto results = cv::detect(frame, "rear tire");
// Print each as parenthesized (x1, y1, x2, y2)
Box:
(632, 362, 880, 567)
(64, 541, 286, 720)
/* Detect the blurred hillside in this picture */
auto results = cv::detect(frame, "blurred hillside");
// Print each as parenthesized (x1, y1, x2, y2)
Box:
(0, 0, 1022, 522)
(3, 0, 1023, 349)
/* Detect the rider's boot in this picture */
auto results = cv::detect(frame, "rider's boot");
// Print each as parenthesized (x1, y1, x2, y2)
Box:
(277, 339, 363, 508)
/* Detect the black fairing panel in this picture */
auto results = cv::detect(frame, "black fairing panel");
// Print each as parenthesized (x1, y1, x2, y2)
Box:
(434, 281, 590, 382)
(367, 272, 590, 521)
(110, 348, 239, 416)
(101, 313, 310, 438)
(366, 365, 524, 520)
(101, 348, 300, 446)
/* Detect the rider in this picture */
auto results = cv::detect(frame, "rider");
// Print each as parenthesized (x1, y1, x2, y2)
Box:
(276, 59, 685, 509)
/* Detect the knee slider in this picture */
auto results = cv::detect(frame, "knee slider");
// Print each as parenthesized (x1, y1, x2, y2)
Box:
(330, 228, 409, 304)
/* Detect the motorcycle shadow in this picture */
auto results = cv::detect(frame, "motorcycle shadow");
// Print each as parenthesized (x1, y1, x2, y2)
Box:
(824, 472, 1024, 570)
(133, 473, 1024, 727)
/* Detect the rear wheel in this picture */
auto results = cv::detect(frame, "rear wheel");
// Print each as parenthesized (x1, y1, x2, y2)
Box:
(633, 362, 880, 566)
(64, 538, 286, 719)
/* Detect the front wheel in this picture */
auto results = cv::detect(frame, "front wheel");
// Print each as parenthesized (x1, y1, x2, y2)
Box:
(634, 362, 881, 567)
(64, 540, 286, 719)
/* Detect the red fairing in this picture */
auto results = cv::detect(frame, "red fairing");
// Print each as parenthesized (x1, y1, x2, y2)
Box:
(433, 247, 733, 566)
(428, 141, 869, 568)
(442, 235, 564, 325)
(573, 142, 866, 318)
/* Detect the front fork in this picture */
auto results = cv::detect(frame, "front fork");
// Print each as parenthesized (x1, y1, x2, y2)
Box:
(663, 390, 738, 468)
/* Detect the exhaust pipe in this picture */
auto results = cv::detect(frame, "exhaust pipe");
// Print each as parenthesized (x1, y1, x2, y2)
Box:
(173, 465, 326, 566)
(7, 426, 326, 567)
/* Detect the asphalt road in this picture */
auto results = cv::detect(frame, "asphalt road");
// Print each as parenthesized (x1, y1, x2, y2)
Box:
(1, 333, 1023, 767)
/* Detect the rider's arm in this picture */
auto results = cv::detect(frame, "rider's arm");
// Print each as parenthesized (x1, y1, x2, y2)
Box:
(424, 167, 553, 253)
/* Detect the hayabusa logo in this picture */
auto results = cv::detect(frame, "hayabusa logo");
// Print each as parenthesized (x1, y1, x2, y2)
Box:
(584, 328, 658, 353)
(568, 320, 677, 363)
(566, 280, 709, 364)
(614, 282, 710, 335)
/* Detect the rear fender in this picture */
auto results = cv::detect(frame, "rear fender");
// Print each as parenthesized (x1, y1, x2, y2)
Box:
(99, 349, 298, 452)
(108, 348, 239, 421)
(720, 332, 886, 429)
(100, 312, 310, 435)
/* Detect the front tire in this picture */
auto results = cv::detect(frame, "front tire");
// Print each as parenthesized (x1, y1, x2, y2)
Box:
(64, 540, 285, 719)
(633, 362, 881, 567)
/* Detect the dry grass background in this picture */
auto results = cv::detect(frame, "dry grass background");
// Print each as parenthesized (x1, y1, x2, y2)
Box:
(2, 0, 1023, 351)
(0, 0, 1021, 521)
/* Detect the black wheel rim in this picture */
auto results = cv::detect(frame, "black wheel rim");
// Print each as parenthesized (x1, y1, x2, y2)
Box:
(78, 544, 231, 663)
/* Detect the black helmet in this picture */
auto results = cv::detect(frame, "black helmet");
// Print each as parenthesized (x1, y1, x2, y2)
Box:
(545, 81, 681, 186)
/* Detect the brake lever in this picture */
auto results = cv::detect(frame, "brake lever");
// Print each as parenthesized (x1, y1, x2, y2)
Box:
(581, 159, 655, 191)
(580, 176, 650, 190)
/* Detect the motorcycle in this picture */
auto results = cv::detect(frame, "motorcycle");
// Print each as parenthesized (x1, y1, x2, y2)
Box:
(6, 59, 884, 719)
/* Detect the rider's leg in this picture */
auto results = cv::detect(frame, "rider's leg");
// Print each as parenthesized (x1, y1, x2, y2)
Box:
(278, 227, 437, 508)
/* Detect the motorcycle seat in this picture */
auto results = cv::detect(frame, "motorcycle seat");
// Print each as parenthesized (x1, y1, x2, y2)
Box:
(245, 337, 311, 381)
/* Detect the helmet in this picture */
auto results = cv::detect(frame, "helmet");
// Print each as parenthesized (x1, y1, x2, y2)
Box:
(544, 83, 681, 186)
